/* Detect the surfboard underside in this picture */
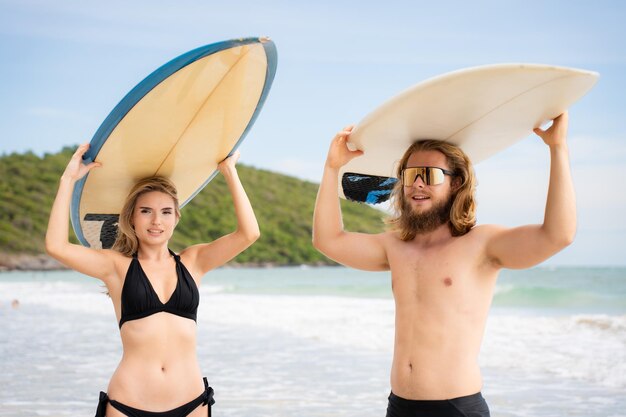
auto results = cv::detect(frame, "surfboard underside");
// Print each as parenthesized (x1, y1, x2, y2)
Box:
(72, 38, 277, 248)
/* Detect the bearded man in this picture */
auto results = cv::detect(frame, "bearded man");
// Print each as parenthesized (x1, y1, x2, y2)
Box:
(312, 113, 575, 417)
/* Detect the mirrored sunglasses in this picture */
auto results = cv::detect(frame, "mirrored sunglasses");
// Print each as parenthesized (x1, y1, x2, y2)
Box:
(401, 166, 454, 186)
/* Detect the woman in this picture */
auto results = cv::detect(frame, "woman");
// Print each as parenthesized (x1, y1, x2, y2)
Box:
(45, 143, 260, 417)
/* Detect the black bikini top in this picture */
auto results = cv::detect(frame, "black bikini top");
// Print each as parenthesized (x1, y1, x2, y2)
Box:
(119, 249, 199, 329)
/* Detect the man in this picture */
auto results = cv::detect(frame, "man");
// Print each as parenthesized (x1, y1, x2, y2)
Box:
(312, 113, 575, 417)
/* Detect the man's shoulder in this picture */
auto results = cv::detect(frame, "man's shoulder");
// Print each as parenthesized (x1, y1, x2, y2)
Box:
(459, 224, 507, 243)
(468, 223, 506, 234)
(376, 230, 399, 245)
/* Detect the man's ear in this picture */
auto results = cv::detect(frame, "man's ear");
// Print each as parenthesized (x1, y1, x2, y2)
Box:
(451, 176, 462, 192)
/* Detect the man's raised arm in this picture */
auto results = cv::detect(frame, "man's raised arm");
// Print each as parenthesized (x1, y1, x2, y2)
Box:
(312, 126, 389, 271)
(486, 112, 576, 269)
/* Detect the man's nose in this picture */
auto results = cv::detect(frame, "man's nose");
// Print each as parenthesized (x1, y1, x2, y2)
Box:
(412, 175, 427, 188)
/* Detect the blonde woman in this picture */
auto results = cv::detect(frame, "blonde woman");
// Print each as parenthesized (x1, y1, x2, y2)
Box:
(46, 143, 260, 417)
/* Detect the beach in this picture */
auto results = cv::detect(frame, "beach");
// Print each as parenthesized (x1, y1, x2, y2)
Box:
(1, 266, 625, 417)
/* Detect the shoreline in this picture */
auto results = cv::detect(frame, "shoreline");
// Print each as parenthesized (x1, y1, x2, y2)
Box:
(4, 253, 619, 272)
(0, 252, 64, 271)
(0, 252, 334, 272)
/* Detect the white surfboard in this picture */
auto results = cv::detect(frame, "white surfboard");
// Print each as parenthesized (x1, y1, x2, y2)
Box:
(71, 37, 277, 248)
(339, 64, 598, 204)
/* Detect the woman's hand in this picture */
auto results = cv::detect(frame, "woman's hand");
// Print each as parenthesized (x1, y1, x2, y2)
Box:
(62, 143, 101, 182)
(217, 150, 240, 174)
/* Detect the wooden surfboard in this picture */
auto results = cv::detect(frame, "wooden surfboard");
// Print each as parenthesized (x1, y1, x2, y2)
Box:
(71, 37, 277, 248)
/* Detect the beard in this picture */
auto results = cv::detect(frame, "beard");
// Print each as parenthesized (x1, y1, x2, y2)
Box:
(400, 193, 454, 236)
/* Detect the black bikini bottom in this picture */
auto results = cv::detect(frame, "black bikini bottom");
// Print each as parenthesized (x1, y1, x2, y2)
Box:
(386, 391, 490, 417)
(95, 377, 215, 417)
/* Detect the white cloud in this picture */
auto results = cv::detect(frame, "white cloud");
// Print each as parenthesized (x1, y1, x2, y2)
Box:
(569, 134, 626, 165)
(474, 134, 626, 236)
(25, 106, 80, 120)
(271, 157, 325, 182)
(0, 0, 287, 50)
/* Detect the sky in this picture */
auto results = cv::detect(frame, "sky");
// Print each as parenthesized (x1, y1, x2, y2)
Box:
(1, 0, 625, 265)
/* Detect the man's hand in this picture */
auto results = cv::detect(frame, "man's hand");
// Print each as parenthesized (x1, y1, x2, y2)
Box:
(325, 125, 364, 169)
(534, 112, 569, 147)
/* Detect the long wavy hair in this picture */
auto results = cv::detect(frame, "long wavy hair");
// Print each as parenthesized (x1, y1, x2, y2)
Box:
(386, 140, 477, 240)
(111, 176, 180, 256)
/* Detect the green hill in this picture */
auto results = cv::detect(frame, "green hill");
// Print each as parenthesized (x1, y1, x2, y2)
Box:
(0, 147, 385, 266)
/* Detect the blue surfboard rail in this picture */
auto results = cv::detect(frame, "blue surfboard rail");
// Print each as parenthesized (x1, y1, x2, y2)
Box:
(71, 37, 278, 247)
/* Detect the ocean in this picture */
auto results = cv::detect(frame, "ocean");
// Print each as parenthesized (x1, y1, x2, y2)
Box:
(1, 266, 625, 417)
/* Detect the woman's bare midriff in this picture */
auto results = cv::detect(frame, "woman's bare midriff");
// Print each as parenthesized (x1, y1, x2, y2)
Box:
(107, 313, 204, 411)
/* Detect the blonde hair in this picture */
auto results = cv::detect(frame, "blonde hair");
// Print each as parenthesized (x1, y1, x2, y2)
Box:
(111, 176, 180, 256)
(386, 140, 477, 240)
